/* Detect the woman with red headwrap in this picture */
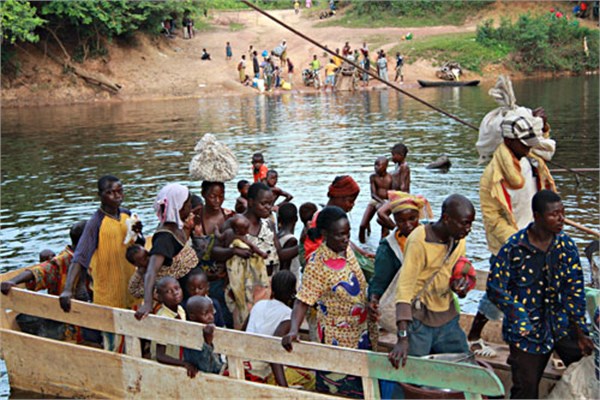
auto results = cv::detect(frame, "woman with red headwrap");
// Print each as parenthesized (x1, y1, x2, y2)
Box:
(303, 175, 361, 261)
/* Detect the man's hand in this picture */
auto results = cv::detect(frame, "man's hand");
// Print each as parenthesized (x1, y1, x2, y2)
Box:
(450, 277, 469, 298)
(59, 290, 73, 312)
(281, 331, 300, 352)
(1, 281, 16, 295)
(388, 338, 409, 369)
(135, 302, 152, 320)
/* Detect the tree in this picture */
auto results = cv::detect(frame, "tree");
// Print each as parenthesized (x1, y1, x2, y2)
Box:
(0, 0, 45, 45)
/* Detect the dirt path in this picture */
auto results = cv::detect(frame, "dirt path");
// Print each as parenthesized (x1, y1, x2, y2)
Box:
(2, 2, 592, 107)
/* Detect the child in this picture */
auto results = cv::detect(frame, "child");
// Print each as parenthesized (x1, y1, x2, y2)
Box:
(287, 58, 294, 85)
(226, 41, 232, 60)
(201, 48, 211, 61)
(183, 295, 223, 376)
(252, 152, 268, 183)
(245, 270, 315, 389)
(298, 202, 318, 246)
(294, 0, 300, 14)
(183, 269, 225, 327)
(277, 203, 301, 281)
(126, 243, 150, 299)
(217, 214, 268, 259)
(39, 249, 56, 263)
(265, 170, 293, 207)
(394, 52, 404, 83)
(151, 277, 197, 376)
(235, 179, 250, 214)
(359, 156, 392, 243)
(1, 221, 89, 342)
(390, 143, 410, 192)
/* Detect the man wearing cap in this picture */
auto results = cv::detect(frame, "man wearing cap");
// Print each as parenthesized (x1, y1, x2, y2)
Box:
(467, 110, 556, 355)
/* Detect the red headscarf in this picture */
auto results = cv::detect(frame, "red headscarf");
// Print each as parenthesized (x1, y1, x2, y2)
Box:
(327, 175, 360, 198)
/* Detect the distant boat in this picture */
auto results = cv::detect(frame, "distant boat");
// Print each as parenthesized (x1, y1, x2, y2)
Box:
(418, 79, 480, 87)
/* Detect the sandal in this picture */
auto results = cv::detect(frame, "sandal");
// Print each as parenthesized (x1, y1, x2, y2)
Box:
(468, 338, 497, 358)
(551, 356, 566, 370)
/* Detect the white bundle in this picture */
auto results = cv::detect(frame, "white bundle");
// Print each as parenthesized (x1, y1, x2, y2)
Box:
(189, 134, 239, 182)
(476, 75, 555, 164)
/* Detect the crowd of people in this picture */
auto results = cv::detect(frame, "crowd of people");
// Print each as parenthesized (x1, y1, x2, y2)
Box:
(230, 37, 406, 92)
(1, 86, 596, 398)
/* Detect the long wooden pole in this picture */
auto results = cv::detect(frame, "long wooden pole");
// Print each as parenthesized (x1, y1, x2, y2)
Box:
(241, 1, 600, 235)
(565, 218, 600, 238)
(240, 0, 599, 184)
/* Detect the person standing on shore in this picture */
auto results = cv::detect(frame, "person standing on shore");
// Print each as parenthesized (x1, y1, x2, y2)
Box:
(376, 51, 389, 82)
(252, 50, 260, 79)
(226, 42, 233, 61)
(394, 52, 404, 83)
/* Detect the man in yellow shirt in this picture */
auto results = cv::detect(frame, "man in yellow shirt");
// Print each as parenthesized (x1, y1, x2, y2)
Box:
(323, 58, 338, 91)
(388, 194, 475, 369)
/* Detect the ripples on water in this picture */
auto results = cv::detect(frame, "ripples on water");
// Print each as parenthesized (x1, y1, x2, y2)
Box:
(1, 77, 598, 276)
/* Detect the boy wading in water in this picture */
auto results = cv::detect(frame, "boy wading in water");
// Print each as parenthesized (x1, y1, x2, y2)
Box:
(390, 143, 410, 192)
(359, 156, 392, 243)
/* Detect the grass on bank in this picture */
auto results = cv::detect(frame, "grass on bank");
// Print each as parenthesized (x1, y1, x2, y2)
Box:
(317, 1, 492, 28)
(389, 32, 509, 74)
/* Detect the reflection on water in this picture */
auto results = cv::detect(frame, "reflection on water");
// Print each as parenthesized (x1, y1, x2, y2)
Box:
(1, 76, 598, 274)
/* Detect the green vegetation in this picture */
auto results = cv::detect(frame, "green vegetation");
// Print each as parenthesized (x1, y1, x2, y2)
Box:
(319, 0, 493, 28)
(389, 32, 509, 73)
(229, 22, 246, 31)
(476, 14, 599, 73)
(205, 0, 292, 10)
(1, 0, 202, 69)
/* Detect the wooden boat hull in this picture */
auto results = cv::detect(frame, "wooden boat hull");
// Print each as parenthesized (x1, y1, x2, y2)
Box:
(418, 80, 480, 87)
(0, 277, 505, 399)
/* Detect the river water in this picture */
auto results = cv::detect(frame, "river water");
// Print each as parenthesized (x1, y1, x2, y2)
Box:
(2, 76, 598, 274)
(0, 76, 599, 397)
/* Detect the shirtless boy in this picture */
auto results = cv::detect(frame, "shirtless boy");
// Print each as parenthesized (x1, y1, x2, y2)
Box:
(359, 156, 392, 243)
(391, 143, 410, 193)
(265, 170, 293, 207)
(235, 179, 250, 214)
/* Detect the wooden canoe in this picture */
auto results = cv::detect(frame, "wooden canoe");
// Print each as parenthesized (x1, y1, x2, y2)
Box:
(418, 80, 480, 88)
(0, 270, 504, 399)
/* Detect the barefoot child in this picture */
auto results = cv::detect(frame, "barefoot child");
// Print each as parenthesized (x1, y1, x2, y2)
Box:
(183, 296, 223, 376)
(390, 143, 410, 192)
(359, 156, 392, 243)
(265, 170, 293, 207)
(252, 153, 268, 183)
(235, 179, 250, 214)
(183, 269, 225, 327)
(151, 277, 197, 377)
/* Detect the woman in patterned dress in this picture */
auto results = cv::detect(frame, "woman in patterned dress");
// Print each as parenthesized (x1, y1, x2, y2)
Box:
(282, 206, 374, 398)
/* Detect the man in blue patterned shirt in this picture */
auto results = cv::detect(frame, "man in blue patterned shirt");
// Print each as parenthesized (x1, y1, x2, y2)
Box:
(487, 190, 593, 399)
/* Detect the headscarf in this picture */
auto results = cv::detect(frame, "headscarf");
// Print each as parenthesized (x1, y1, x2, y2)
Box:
(327, 175, 360, 198)
(154, 183, 190, 229)
(388, 191, 433, 220)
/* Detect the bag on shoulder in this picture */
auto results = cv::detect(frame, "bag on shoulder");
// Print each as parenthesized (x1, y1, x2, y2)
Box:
(237, 61, 243, 71)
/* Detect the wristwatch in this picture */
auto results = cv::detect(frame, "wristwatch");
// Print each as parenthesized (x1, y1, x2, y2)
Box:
(397, 329, 408, 338)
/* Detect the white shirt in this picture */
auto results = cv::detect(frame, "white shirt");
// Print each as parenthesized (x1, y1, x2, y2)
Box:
(245, 299, 292, 378)
(507, 157, 537, 229)
(246, 299, 291, 336)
